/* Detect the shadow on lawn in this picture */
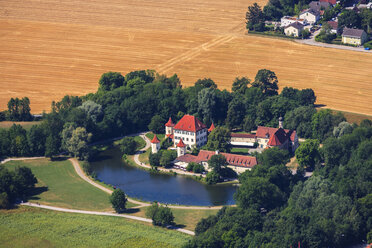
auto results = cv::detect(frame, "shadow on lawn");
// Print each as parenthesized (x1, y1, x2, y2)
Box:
(26, 186, 49, 200)
(123, 208, 140, 214)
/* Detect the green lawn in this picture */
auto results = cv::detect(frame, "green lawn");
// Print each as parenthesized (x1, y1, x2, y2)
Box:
(0, 121, 41, 130)
(4, 158, 124, 211)
(146, 132, 165, 141)
(230, 147, 250, 155)
(0, 207, 190, 248)
(139, 147, 151, 164)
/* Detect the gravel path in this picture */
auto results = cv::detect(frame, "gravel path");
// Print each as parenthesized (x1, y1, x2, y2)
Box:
(20, 202, 195, 236)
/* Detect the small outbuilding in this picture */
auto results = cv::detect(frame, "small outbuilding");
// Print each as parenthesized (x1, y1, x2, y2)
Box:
(342, 28, 368, 46)
(327, 21, 340, 34)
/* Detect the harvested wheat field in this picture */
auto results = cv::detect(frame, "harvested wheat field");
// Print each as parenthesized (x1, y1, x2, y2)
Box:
(0, 0, 371, 115)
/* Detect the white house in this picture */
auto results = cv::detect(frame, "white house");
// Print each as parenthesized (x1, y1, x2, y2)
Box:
(299, 9, 320, 25)
(168, 115, 208, 149)
(284, 22, 304, 37)
(281, 16, 307, 27)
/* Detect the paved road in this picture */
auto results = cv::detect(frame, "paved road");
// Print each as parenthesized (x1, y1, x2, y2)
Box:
(295, 30, 371, 53)
(20, 202, 195, 236)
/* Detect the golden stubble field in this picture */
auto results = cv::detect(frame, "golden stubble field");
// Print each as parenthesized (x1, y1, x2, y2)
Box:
(0, 0, 371, 114)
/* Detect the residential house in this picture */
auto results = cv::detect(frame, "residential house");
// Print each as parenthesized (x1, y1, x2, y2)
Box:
(174, 150, 258, 174)
(299, 9, 320, 25)
(320, 0, 337, 5)
(309, 1, 331, 12)
(327, 21, 340, 34)
(256, 126, 299, 152)
(342, 28, 368, 45)
(284, 22, 304, 37)
(281, 16, 307, 27)
(167, 114, 208, 149)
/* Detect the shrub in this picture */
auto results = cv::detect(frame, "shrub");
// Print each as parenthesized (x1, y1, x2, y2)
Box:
(205, 171, 220, 185)
(0, 192, 9, 209)
(193, 163, 205, 173)
(146, 202, 175, 227)
(119, 137, 137, 155)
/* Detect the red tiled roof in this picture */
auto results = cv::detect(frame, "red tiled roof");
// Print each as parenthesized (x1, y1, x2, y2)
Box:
(151, 134, 160, 143)
(256, 126, 296, 142)
(173, 115, 207, 132)
(197, 150, 258, 168)
(267, 129, 287, 146)
(328, 21, 338, 30)
(165, 117, 175, 127)
(177, 138, 186, 147)
(175, 154, 200, 163)
(208, 123, 215, 132)
(166, 134, 174, 139)
(320, 0, 336, 5)
(231, 133, 256, 139)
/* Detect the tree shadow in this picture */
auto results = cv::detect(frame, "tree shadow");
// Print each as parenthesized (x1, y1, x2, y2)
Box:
(123, 208, 140, 214)
(50, 156, 69, 162)
(173, 224, 187, 229)
(314, 104, 327, 108)
(90, 155, 112, 162)
(26, 186, 48, 200)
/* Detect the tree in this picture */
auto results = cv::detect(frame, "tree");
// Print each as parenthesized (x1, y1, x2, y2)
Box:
(45, 134, 60, 158)
(159, 150, 176, 168)
(232, 77, 250, 94)
(295, 139, 320, 170)
(194, 78, 217, 89)
(312, 109, 345, 141)
(98, 72, 125, 91)
(234, 177, 285, 211)
(110, 189, 127, 213)
(284, 106, 316, 138)
(62, 126, 92, 160)
(198, 88, 216, 125)
(27, 125, 46, 156)
(149, 152, 161, 167)
(79, 100, 103, 123)
(13, 166, 37, 194)
(205, 171, 220, 185)
(338, 10, 362, 29)
(146, 202, 174, 227)
(333, 121, 353, 138)
(0, 192, 9, 209)
(208, 154, 228, 174)
(246, 3, 265, 31)
(252, 69, 279, 96)
(148, 115, 165, 134)
(119, 137, 137, 155)
(206, 127, 232, 153)
(226, 97, 246, 129)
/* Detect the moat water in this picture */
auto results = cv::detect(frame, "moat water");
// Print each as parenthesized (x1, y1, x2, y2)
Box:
(90, 147, 237, 206)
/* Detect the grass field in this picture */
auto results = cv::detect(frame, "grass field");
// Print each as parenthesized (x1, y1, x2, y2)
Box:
(4, 158, 122, 211)
(0, 121, 41, 130)
(0, 207, 190, 248)
(1, 0, 371, 115)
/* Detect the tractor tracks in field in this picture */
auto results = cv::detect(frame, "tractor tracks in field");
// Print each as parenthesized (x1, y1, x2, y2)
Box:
(156, 34, 236, 74)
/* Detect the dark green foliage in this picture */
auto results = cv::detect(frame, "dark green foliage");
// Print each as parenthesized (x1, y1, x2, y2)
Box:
(119, 137, 137, 155)
(148, 115, 165, 134)
(246, 3, 265, 31)
(226, 97, 246, 129)
(192, 163, 205, 173)
(159, 150, 177, 168)
(194, 78, 217, 89)
(339, 10, 362, 29)
(146, 202, 174, 227)
(160, 137, 173, 150)
(312, 109, 345, 141)
(7, 97, 32, 121)
(110, 189, 127, 213)
(45, 134, 60, 158)
(252, 69, 279, 96)
(231, 77, 250, 94)
(195, 215, 218, 235)
(149, 152, 161, 167)
(295, 139, 320, 170)
(208, 154, 227, 174)
(284, 106, 316, 138)
(98, 72, 125, 91)
(27, 125, 46, 156)
(0, 165, 37, 207)
(206, 127, 231, 153)
(205, 171, 220, 185)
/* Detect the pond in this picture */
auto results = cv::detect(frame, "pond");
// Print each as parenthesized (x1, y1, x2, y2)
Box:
(90, 147, 237, 206)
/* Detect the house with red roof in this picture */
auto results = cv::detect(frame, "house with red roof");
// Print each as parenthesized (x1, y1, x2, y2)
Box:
(174, 150, 258, 174)
(166, 114, 208, 149)
(256, 126, 298, 152)
(150, 134, 161, 153)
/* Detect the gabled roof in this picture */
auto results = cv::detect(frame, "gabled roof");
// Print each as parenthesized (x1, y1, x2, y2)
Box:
(231, 133, 256, 139)
(309, 1, 331, 11)
(196, 150, 258, 168)
(320, 0, 336, 5)
(300, 8, 320, 16)
(165, 117, 175, 127)
(166, 134, 174, 139)
(208, 123, 215, 132)
(286, 21, 305, 30)
(256, 126, 297, 142)
(151, 134, 160, 143)
(177, 138, 186, 147)
(342, 28, 366, 38)
(327, 21, 338, 30)
(267, 128, 288, 146)
(174, 154, 201, 163)
(173, 115, 207, 132)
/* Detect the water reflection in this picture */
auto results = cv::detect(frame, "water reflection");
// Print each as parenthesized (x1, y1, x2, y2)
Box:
(90, 147, 237, 206)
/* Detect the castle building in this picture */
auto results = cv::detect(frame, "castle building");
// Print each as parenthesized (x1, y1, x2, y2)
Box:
(166, 115, 208, 149)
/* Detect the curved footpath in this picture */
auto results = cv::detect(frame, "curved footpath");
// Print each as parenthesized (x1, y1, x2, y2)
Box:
(20, 202, 195, 236)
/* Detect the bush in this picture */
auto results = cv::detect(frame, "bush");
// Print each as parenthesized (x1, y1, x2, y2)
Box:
(364, 40, 372, 49)
(205, 171, 220, 185)
(110, 189, 127, 213)
(193, 163, 205, 173)
(149, 152, 161, 167)
(119, 137, 137, 155)
(0, 192, 9, 209)
(146, 202, 175, 227)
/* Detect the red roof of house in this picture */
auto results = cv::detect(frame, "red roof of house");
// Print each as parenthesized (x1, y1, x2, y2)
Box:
(267, 128, 288, 146)
(151, 134, 160, 143)
(175, 154, 201, 163)
(165, 117, 175, 127)
(231, 133, 256, 139)
(166, 134, 174, 139)
(177, 138, 186, 147)
(328, 21, 338, 30)
(256, 126, 297, 142)
(208, 123, 215, 132)
(197, 150, 258, 168)
(173, 115, 207, 132)
(320, 0, 336, 5)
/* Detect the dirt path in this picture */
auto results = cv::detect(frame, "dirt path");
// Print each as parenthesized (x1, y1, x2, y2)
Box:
(20, 202, 195, 236)
(1, 156, 44, 164)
